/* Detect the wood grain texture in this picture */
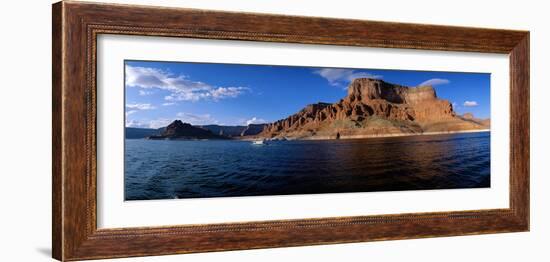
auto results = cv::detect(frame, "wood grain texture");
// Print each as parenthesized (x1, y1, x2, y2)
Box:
(509, 34, 530, 226)
(52, 2, 63, 260)
(52, 1, 530, 261)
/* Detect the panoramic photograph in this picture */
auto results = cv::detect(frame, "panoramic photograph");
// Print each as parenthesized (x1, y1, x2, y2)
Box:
(124, 60, 491, 200)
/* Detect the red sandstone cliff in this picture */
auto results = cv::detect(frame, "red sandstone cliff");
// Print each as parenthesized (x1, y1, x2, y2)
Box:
(259, 78, 489, 139)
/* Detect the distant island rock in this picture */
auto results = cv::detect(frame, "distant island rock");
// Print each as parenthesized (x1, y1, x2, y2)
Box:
(259, 78, 490, 139)
(147, 120, 228, 140)
(126, 122, 267, 139)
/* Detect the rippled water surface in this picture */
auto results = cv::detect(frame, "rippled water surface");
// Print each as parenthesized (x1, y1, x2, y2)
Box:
(125, 132, 490, 200)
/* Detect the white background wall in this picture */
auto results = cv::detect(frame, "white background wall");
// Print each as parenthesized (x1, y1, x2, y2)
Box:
(0, 0, 547, 261)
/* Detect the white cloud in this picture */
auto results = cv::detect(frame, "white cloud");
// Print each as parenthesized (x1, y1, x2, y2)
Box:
(125, 118, 173, 129)
(125, 119, 147, 128)
(162, 102, 176, 106)
(176, 112, 219, 125)
(125, 103, 156, 110)
(245, 117, 267, 126)
(313, 68, 382, 87)
(138, 90, 153, 96)
(210, 87, 248, 99)
(418, 78, 450, 86)
(126, 65, 249, 102)
(125, 110, 138, 117)
(463, 101, 478, 107)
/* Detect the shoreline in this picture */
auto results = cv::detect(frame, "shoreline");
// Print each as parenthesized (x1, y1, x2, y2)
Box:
(302, 129, 490, 141)
(239, 129, 490, 141)
(128, 129, 490, 141)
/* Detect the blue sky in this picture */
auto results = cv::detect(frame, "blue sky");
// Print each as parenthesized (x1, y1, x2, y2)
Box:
(125, 60, 490, 128)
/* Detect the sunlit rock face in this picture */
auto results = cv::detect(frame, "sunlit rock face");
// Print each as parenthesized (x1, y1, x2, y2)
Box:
(260, 78, 488, 139)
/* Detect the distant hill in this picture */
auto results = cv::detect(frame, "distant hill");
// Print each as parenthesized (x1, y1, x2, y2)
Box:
(240, 124, 266, 136)
(458, 112, 491, 128)
(125, 127, 163, 139)
(199, 124, 266, 137)
(199, 125, 247, 137)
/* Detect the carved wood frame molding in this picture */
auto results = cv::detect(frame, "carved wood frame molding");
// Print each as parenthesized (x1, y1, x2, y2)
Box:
(53, 1, 529, 260)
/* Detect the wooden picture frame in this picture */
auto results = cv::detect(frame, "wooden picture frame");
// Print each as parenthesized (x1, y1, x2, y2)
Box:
(52, 1, 529, 261)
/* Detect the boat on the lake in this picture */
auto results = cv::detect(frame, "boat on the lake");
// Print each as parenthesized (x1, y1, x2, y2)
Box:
(252, 139, 268, 145)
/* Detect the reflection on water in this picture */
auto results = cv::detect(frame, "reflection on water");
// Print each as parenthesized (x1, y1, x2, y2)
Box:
(124, 132, 490, 200)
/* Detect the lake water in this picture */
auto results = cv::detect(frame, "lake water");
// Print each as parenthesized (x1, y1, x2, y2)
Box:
(125, 132, 490, 200)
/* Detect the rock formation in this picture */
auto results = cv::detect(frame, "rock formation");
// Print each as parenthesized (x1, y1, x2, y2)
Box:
(260, 78, 489, 139)
(148, 120, 227, 140)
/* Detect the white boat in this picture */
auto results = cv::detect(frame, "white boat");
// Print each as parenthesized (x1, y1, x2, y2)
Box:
(252, 139, 268, 145)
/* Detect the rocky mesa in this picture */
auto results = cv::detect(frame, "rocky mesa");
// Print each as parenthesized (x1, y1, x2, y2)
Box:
(259, 78, 489, 139)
